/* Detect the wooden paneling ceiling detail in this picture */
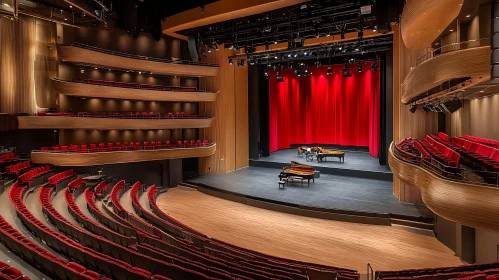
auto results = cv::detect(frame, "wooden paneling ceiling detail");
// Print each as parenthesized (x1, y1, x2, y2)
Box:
(401, 46, 490, 104)
(31, 144, 217, 166)
(401, 0, 463, 50)
(51, 79, 219, 102)
(57, 45, 219, 77)
(17, 116, 214, 130)
(161, 0, 309, 40)
(389, 144, 499, 233)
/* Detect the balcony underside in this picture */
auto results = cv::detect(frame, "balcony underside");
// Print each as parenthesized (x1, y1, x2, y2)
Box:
(57, 45, 219, 77)
(389, 143, 499, 233)
(17, 116, 214, 130)
(51, 79, 219, 102)
(31, 144, 217, 166)
(401, 46, 491, 103)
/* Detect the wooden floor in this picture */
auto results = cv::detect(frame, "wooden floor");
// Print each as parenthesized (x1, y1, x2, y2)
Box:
(157, 187, 462, 275)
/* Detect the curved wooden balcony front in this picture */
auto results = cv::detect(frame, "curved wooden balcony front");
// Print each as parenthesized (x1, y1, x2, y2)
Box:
(57, 44, 219, 77)
(17, 116, 214, 130)
(401, 46, 491, 104)
(31, 144, 217, 166)
(388, 143, 499, 233)
(51, 79, 219, 102)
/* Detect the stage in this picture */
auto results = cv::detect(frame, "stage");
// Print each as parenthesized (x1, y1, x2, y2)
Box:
(250, 148, 393, 181)
(187, 166, 427, 221)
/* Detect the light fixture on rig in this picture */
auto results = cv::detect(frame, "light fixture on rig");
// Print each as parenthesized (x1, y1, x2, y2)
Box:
(357, 62, 363, 73)
(343, 64, 352, 77)
(371, 61, 378, 71)
(327, 66, 332, 76)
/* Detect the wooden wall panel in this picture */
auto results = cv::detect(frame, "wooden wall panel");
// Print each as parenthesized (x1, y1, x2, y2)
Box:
(393, 24, 438, 204)
(34, 19, 58, 110)
(235, 60, 249, 170)
(401, 0, 463, 49)
(389, 144, 499, 233)
(17, 116, 214, 130)
(57, 45, 219, 77)
(52, 79, 219, 102)
(31, 144, 216, 166)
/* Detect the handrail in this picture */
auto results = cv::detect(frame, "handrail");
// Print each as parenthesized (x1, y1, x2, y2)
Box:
(31, 113, 213, 120)
(414, 38, 490, 67)
(52, 78, 210, 93)
(393, 141, 499, 187)
(367, 263, 374, 280)
(70, 42, 219, 67)
(33, 143, 215, 154)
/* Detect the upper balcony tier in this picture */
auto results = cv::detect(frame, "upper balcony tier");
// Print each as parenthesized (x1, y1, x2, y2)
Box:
(401, 40, 491, 104)
(17, 112, 214, 130)
(389, 134, 499, 233)
(57, 43, 219, 77)
(51, 78, 219, 102)
(31, 142, 217, 166)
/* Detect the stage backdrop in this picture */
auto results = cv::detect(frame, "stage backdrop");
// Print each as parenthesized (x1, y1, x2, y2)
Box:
(269, 63, 380, 157)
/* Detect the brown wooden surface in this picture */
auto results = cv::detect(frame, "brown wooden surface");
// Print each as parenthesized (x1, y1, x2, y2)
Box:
(157, 186, 462, 273)
(31, 144, 216, 166)
(17, 116, 214, 130)
(161, 0, 308, 40)
(389, 143, 499, 233)
(401, 46, 491, 103)
(57, 45, 219, 77)
(401, 0, 464, 49)
(52, 79, 219, 102)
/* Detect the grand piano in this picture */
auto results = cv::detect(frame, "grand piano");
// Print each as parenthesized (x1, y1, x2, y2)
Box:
(279, 161, 315, 186)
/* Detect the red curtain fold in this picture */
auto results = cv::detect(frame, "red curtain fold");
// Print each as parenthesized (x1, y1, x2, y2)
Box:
(269, 63, 380, 157)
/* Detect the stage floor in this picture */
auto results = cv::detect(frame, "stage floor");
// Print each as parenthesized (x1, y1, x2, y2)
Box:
(189, 166, 421, 218)
(253, 148, 389, 172)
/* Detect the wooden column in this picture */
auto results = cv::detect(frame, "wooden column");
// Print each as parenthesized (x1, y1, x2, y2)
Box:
(199, 45, 249, 174)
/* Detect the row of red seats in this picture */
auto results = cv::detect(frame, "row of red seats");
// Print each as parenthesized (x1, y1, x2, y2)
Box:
(144, 185, 360, 279)
(67, 177, 86, 191)
(376, 261, 499, 280)
(7, 183, 112, 280)
(425, 135, 461, 167)
(5, 161, 31, 176)
(37, 185, 185, 279)
(0, 261, 30, 280)
(0, 152, 16, 163)
(464, 135, 499, 149)
(18, 166, 50, 186)
(41, 140, 211, 153)
(74, 79, 201, 92)
(48, 170, 74, 186)
(454, 137, 499, 171)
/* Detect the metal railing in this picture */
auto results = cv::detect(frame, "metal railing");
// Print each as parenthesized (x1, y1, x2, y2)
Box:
(414, 38, 490, 67)
(367, 263, 374, 280)
(33, 143, 215, 154)
(52, 78, 211, 93)
(71, 42, 219, 67)
(393, 141, 499, 187)
(33, 113, 213, 120)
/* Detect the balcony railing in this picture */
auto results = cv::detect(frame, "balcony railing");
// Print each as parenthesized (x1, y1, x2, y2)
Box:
(33, 112, 212, 120)
(70, 42, 219, 67)
(393, 141, 499, 188)
(34, 143, 215, 154)
(414, 38, 490, 67)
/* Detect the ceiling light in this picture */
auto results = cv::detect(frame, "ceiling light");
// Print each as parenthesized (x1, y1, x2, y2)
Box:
(3, 3, 9, 6)
(80, 69, 85, 73)
(274, 56, 278, 59)
(94, 67, 98, 70)
(287, 54, 291, 58)
(229, 58, 233, 65)
(466, 14, 471, 18)
(138, 71, 142, 74)
(64, 18, 67, 21)
(449, 29, 454, 32)
(303, 52, 308, 55)
(69, 5, 72, 8)
(208, 48, 212, 53)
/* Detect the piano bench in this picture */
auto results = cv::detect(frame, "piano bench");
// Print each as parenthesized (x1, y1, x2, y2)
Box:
(278, 180, 286, 189)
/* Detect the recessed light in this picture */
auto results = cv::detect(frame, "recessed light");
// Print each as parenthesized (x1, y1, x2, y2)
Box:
(480, 90, 485, 93)
(64, 18, 67, 21)
(3, 3, 9, 6)
(94, 67, 98, 70)
(449, 29, 454, 32)
(466, 14, 471, 18)
(69, 5, 72, 8)
(138, 71, 142, 74)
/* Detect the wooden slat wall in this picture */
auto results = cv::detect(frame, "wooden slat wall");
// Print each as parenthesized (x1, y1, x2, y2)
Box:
(393, 24, 438, 203)
(198, 44, 249, 174)
(0, 16, 37, 114)
(34, 19, 58, 109)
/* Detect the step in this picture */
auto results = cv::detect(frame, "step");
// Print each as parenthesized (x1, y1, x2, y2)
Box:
(390, 218, 434, 230)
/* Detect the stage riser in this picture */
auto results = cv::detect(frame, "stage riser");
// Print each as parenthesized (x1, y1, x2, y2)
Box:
(249, 160, 393, 181)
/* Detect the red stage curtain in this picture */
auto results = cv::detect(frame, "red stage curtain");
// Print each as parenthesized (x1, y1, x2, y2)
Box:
(269, 63, 380, 157)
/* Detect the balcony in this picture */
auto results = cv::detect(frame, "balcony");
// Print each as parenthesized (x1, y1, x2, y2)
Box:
(58, 43, 219, 77)
(31, 143, 217, 166)
(51, 78, 219, 102)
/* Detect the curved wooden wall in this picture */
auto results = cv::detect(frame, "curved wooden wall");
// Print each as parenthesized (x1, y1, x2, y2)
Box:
(401, 46, 491, 103)
(388, 143, 499, 233)
(401, 0, 463, 49)
(17, 116, 214, 130)
(52, 79, 219, 102)
(57, 45, 219, 77)
(31, 144, 217, 166)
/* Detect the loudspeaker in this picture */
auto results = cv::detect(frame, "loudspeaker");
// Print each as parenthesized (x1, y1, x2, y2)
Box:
(409, 105, 417, 113)
(422, 105, 431, 112)
(375, 0, 401, 33)
(188, 35, 200, 62)
(442, 98, 463, 114)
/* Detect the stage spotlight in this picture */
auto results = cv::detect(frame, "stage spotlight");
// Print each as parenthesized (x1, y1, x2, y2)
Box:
(293, 53, 298, 58)
(371, 62, 378, 71)
(207, 48, 212, 53)
(409, 104, 417, 113)
(215, 44, 219, 51)
(248, 59, 255, 65)
(342, 65, 352, 77)
(264, 70, 269, 80)
(372, 25, 377, 32)
(315, 60, 321, 67)
(229, 59, 233, 65)
(327, 66, 332, 75)
(422, 105, 431, 113)
(276, 71, 284, 82)
(287, 54, 292, 58)
(238, 59, 245, 66)
(357, 62, 362, 73)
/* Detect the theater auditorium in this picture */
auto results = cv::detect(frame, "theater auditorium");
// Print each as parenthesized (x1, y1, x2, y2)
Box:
(0, 0, 499, 279)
